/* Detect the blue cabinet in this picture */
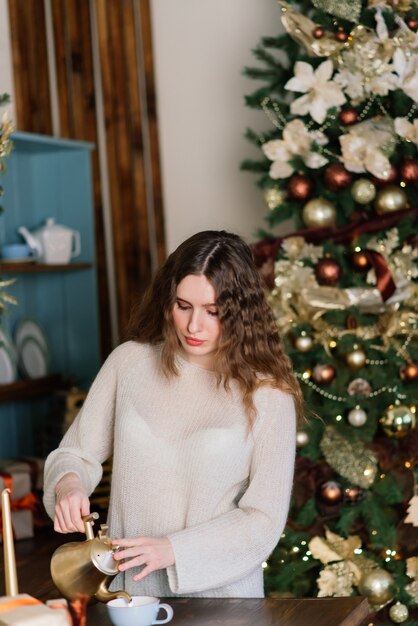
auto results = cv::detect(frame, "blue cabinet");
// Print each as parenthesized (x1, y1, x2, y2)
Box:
(0, 132, 101, 457)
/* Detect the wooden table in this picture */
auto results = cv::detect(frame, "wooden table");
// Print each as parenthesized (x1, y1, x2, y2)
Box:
(89, 596, 369, 626)
(1, 529, 371, 625)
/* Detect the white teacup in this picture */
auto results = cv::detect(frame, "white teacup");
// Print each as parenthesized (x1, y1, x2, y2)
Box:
(107, 596, 173, 626)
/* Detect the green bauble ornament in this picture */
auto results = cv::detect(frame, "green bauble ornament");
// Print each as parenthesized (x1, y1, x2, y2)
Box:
(302, 198, 336, 228)
(358, 569, 394, 606)
(389, 602, 409, 623)
(380, 404, 416, 438)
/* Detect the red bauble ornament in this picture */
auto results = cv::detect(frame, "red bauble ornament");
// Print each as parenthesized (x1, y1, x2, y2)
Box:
(372, 164, 398, 186)
(400, 362, 418, 383)
(287, 174, 313, 201)
(407, 18, 418, 31)
(318, 480, 343, 504)
(339, 107, 358, 126)
(324, 163, 353, 191)
(344, 486, 364, 505)
(313, 26, 325, 39)
(335, 28, 348, 42)
(312, 363, 336, 385)
(399, 158, 418, 184)
(315, 255, 342, 286)
(352, 251, 370, 272)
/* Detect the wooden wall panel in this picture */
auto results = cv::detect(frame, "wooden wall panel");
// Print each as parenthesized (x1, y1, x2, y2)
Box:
(8, 0, 52, 135)
(8, 0, 166, 354)
(49, 0, 112, 356)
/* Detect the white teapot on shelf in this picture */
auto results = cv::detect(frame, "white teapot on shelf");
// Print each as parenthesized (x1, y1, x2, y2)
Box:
(18, 218, 81, 264)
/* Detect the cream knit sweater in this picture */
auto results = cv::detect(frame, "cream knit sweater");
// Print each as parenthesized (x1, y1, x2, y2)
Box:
(43, 341, 296, 598)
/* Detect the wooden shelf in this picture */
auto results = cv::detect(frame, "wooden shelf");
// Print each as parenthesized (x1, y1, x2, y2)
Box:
(0, 374, 65, 402)
(0, 262, 92, 273)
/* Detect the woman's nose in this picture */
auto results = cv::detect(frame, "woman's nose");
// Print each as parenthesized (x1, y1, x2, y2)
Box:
(187, 309, 202, 333)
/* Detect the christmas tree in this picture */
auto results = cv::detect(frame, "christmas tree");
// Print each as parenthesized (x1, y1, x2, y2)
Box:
(242, 1, 418, 624)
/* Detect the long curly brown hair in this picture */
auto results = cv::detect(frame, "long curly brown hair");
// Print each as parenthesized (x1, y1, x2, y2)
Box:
(127, 230, 304, 426)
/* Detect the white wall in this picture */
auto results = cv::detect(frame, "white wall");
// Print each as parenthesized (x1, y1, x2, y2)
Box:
(0, 1, 283, 252)
(150, 0, 283, 251)
(0, 0, 16, 120)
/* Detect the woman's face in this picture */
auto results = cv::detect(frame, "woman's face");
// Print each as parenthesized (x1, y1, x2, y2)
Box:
(172, 274, 221, 369)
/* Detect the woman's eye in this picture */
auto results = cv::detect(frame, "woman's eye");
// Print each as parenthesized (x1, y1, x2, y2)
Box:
(176, 302, 190, 311)
(207, 310, 219, 317)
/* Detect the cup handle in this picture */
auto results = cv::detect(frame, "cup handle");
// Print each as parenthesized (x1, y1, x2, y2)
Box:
(153, 603, 173, 624)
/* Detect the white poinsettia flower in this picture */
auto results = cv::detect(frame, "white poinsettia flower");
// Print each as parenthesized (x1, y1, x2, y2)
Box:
(339, 118, 395, 178)
(394, 117, 418, 146)
(262, 119, 328, 179)
(392, 48, 418, 102)
(285, 60, 346, 124)
(334, 34, 397, 104)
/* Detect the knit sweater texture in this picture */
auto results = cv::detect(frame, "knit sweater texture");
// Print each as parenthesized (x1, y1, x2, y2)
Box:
(43, 341, 296, 598)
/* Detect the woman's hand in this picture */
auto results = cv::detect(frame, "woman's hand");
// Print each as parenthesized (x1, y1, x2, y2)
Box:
(54, 472, 90, 533)
(112, 536, 175, 582)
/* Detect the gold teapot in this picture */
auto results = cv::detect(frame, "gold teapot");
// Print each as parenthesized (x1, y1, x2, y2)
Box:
(51, 512, 131, 603)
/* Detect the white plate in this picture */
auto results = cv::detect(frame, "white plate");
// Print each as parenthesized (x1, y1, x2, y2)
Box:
(0, 345, 17, 384)
(14, 319, 49, 355)
(19, 336, 49, 379)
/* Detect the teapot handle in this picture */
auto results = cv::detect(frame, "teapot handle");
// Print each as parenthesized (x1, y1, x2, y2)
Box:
(71, 231, 81, 258)
(82, 511, 99, 539)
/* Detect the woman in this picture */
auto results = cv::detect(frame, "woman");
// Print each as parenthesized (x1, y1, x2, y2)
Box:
(43, 230, 302, 598)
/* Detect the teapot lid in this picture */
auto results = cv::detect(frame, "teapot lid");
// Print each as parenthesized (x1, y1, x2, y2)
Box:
(90, 539, 119, 575)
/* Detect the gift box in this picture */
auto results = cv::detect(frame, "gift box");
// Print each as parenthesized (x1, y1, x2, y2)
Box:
(0, 463, 35, 541)
(0, 594, 71, 625)
(0, 458, 45, 492)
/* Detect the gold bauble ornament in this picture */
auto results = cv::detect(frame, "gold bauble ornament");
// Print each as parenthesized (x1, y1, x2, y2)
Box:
(346, 346, 367, 370)
(351, 178, 376, 205)
(389, 602, 409, 623)
(358, 569, 394, 606)
(380, 404, 416, 439)
(294, 334, 314, 352)
(264, 188, 284, 210)
(302, 198, 336, 228)
(374, 185, 408, 215)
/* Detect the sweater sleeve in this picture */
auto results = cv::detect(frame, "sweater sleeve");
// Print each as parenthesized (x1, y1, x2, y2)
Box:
(166, 390, 296, 595)
(43, 347, 119, 519)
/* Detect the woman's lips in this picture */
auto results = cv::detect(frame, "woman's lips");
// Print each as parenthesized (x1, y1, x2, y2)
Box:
(185, 336, 205, 346)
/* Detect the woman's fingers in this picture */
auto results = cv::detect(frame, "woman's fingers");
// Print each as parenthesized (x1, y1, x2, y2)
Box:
(117, 554, 149, 571)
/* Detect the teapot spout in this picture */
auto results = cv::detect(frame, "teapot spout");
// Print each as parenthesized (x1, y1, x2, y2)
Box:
(18, 226, 42, 257)
(94, 579, 132, 604)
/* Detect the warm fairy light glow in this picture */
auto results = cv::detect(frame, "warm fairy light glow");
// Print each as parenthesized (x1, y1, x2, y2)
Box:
(354, 246, 361, 252)
(262, 562, 268, 569)
(372, 530, 377, 535)
(405, 461, 412, 468)
(400, 181, 406, 187)
(354, 548, 362, 554)
(336, 414, 342, 421)
(301, 541, 307, 545)
(364, 467, 373, 476)
(380, 474, 386, 479)
(329, 340, 337, 348)
(302, 370, 311, 379)
(293, 547, 300, 552)
(302, 556, 309, 561)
